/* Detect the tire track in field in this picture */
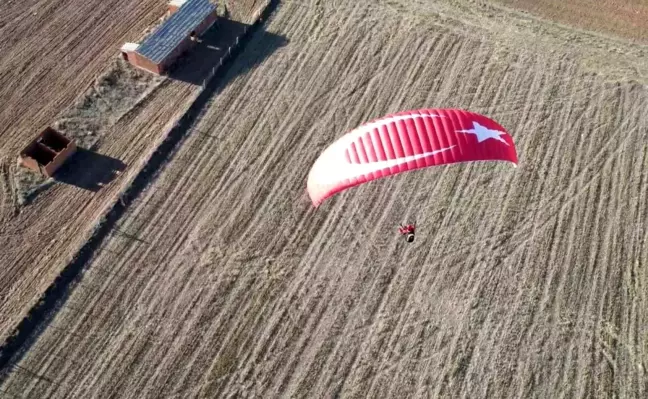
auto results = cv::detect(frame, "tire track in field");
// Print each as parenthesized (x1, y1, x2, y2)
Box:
(2, 0, 648, 398)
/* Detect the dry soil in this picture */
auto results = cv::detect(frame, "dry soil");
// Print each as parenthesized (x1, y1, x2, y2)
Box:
(1, 0, 648, 398)
(0, 0, 265, 349)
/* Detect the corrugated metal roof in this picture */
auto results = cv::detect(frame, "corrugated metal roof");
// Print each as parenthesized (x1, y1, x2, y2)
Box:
(137, 0, 217, 64)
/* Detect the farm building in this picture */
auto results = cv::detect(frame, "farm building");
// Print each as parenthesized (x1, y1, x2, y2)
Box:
(121, 0, 219, 75)
(18, 127, 77, 177)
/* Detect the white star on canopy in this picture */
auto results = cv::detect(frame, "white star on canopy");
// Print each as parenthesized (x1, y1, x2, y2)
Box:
(456, 121, 509, 146)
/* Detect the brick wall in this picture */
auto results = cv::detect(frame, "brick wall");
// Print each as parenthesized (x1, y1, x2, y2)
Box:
(126, 52, 163, 75)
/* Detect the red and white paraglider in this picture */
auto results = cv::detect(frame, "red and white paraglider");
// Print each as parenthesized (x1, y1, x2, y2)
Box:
(306, 108, 518, 241)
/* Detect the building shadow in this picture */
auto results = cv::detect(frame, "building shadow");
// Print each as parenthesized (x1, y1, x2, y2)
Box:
(54, 148, 126, 191)
(167, 17, 288, 85)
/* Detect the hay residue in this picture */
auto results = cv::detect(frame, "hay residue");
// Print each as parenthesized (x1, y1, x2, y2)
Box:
(14, 57, 164, 205)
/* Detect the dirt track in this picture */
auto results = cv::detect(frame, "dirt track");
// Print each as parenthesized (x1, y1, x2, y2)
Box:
(2, 0, 648, 398)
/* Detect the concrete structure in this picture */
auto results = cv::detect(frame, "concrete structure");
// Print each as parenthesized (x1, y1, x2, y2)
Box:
(121, 0, 219, 75)
(18, 127, 77, 177)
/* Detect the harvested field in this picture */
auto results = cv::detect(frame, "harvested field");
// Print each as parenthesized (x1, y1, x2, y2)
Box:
(0, 0, 266, 347)
(491, 0, 648, 43)
(0, 0, 165, 153)
(0, 0, 164, 345)
(2, 0, 648, 398)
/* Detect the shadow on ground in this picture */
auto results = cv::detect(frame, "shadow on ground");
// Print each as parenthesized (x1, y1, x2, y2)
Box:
(55, 148, 126, 191)
(167, 17, 288, 85)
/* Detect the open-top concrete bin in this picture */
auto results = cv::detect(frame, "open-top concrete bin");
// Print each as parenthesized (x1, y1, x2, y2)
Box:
(18, 127, 77, 177)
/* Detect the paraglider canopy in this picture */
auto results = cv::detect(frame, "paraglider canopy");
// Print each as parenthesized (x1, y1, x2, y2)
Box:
(307, 108, 517, 206)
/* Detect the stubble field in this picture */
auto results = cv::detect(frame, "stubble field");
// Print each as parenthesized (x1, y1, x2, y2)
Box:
(492, 0, 648, 43)
(0, 0, 264, 346)
(1, 0, 648, 398)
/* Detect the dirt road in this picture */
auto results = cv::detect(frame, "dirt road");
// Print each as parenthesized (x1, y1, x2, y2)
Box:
(2, 0, 648, 398)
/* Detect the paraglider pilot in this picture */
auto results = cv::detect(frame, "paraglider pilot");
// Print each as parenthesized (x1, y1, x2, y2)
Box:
(399, 224, 416, 243)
